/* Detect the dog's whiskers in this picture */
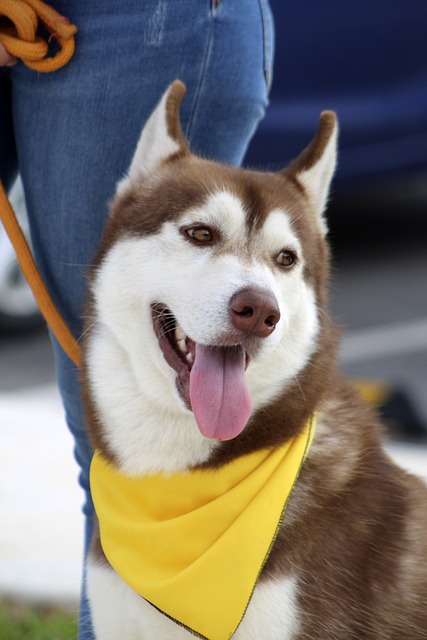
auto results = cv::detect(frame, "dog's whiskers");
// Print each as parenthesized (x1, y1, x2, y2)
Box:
(77, 320, 98, 345)
(152, 305, 178, 341)
(292, 374, 306, 403)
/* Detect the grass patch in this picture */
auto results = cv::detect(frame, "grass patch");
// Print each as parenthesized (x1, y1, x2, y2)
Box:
(0, 599, 77, 639)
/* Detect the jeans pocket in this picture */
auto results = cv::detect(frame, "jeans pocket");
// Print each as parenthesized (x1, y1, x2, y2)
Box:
(258, 0, 275, 94)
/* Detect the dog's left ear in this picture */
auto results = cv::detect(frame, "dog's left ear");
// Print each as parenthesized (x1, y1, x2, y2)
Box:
(284, 112, 338, 234)
(119, 80, 190, 190)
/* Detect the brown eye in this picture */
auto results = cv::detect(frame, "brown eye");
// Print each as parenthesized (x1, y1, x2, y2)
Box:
(183, 226, 215, 244)
(276, 249, 297, 269)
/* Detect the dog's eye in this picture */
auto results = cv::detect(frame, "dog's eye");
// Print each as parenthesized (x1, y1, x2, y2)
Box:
(182, 226, 215, 244)
(276, 250, 297, 269)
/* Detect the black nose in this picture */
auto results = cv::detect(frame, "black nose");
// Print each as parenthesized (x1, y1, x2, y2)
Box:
(230, 288, 280, 338)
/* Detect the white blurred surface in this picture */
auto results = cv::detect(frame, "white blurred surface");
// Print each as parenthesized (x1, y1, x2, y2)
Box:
(0, 385, 83, 604)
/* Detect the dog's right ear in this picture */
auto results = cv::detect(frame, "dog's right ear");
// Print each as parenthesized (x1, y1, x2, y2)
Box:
(283, 112, 338, 235)
(118, 80, 189, 191)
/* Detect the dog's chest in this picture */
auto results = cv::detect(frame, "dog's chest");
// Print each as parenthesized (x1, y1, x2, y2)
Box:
(87, 560, 301, 639)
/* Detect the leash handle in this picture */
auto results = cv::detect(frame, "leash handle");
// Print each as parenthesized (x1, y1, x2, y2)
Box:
(0, 180, 81, 367)
(0, 0, 77, 72)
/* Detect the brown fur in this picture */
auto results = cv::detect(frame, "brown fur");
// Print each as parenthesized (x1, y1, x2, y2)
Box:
(266, 383, 427, 639)
(287, 111, 337, 176)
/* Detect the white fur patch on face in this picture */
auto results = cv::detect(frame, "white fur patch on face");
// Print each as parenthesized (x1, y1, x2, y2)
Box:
(179, 189, 247, 245)
(245, 207, 319, 406)
(256, 208, 302, 259)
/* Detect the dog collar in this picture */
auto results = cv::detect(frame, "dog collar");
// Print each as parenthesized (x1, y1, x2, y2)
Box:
(90, 415, 315, 640)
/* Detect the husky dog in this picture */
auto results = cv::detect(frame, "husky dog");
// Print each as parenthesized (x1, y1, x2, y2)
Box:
(82, 81, 427, 639)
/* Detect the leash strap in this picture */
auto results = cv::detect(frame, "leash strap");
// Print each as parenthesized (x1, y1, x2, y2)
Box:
(0, 0, 77, 72)
(0, 1, 79, 363)
(0, 180, 81, 366)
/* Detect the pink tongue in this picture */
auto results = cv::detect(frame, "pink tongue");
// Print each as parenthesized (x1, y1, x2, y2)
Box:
(189, 344, 252, 441)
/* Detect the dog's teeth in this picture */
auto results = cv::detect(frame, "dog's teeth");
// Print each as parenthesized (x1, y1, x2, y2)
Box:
(185, 352, 194, 364)
(175, 326, 186, 341)
(177, 339, 188, 354)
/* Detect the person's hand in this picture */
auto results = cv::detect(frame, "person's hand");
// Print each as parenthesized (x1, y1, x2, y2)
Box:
(0, 44, 17, 67)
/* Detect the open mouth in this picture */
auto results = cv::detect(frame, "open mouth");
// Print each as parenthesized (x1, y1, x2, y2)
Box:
(151, 303, 252, 441)
(151, 304, 196, 381)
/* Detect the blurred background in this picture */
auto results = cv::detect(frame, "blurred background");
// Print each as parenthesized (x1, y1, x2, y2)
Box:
(0, 0, 426, 627)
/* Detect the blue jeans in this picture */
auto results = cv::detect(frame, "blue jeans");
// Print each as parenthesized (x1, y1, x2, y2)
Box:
(1, 0, 274, 636)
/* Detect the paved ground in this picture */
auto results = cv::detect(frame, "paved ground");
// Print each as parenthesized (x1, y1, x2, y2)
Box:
(0, 188, 426, 606)
(0, 384, 83, 606)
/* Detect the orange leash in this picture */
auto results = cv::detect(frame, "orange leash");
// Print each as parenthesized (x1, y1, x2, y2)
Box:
(0, 181, 81, 366)
(0, 0, 77, 72)
(0, 1, 80, 363)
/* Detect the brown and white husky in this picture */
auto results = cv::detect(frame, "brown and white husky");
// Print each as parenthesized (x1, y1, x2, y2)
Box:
(82, 81, 427, 639)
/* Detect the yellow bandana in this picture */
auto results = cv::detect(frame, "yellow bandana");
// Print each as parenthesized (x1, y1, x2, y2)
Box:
(90, 416, 315, 640)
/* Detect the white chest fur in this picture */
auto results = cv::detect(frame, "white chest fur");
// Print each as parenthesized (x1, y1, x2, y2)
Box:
(86, 559, 300, 640)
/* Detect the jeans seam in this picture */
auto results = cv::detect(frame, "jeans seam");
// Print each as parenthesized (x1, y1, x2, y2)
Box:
(258, 0, 274, 94)
(185, 7, 215, 141)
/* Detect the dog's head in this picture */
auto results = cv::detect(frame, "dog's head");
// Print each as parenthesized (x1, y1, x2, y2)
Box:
(86, 81, 337, 468)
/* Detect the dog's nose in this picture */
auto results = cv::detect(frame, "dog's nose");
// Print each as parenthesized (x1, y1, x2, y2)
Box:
(230, 288, 280, 338)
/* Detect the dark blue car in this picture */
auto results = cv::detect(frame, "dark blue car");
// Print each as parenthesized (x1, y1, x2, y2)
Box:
(246, 0, 427, 183)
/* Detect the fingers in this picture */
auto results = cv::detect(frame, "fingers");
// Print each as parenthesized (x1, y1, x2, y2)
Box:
(0, 44, 18, 67)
